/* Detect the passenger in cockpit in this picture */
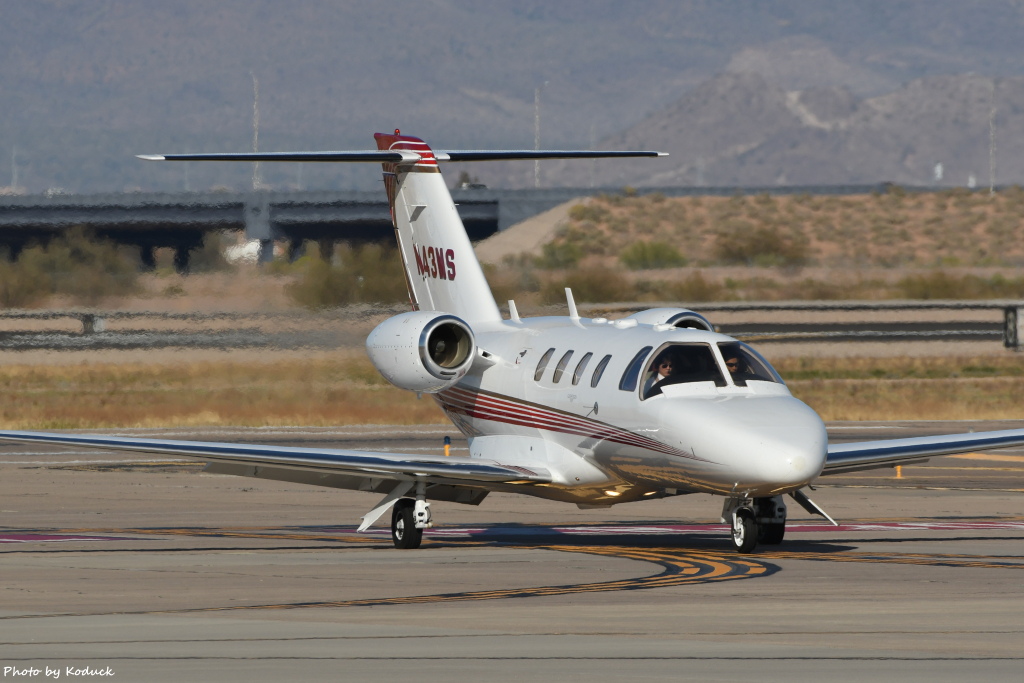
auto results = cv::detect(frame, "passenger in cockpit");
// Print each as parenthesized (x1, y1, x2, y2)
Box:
(643, 352, 678, 397)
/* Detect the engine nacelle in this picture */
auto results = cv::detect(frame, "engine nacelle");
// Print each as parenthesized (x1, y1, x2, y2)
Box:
(625, 307, 714, 331)
(365, 311, 476, 393)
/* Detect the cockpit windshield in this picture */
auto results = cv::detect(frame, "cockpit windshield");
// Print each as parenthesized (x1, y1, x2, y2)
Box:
(717, 341, 784, 386)
(642, 343, 726, 398)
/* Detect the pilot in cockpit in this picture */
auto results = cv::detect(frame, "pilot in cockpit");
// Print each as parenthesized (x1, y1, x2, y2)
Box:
(724, 353, 753, 381)
(720, 344, 775, 386)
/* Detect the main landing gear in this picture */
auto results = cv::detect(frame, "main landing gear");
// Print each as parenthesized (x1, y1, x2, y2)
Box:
(723, 495, 787, 554)
(359, 481, 434, 549)
(391, 499, 422, 549)
(390, 486, 432, 550)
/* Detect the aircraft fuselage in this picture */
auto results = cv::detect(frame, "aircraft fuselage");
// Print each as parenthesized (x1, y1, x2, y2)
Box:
(434, 316, 828, 507)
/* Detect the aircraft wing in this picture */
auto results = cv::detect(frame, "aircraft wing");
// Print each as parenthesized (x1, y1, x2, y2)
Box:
(0, 430, 550, 485)
(823, 428, 1024, 475)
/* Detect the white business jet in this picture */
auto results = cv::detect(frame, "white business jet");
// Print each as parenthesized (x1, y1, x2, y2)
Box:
(2, 131, 1023, 553)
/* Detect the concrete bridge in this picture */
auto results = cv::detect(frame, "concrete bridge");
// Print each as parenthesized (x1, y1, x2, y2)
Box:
(0, 188, 596, 271)
(0, 184, 890, 271)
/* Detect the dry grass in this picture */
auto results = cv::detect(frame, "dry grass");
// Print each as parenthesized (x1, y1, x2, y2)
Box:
(771, 355, 1024, 380)
(0, 354, 446, 429)
(777, 355, 1024, 421)
(0, 353, 1019, 428)
(789, 376, 1024, 421)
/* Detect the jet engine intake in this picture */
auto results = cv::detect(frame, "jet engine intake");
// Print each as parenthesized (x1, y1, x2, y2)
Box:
(366, 311, 476, 393)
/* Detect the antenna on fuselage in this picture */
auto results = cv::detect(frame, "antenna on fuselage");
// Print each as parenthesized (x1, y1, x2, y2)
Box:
(565, 288, 579, 323)
(508, 300, 521, 323)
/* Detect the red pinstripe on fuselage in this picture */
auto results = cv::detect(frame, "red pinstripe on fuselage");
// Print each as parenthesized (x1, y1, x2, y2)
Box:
(435, 384, 711, 463)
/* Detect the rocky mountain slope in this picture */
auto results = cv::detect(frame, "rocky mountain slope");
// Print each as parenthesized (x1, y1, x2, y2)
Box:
(533, 72, 1024, 190)
(4, 1, 1024, 192)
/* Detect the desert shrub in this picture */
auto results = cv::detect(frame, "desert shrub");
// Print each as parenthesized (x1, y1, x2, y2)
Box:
(540, 267, 631, 304)
(619, 241, 688, 270)
(713, 225, 809, 267)
(7, 227, 139, 306)
(664, 271, 726, 302)
(188, 231, 235, 273)
(287, 242, 407, 308)
(0, 260, 48, 307)
(896, 271, 1024, 299)
(567, 203, 610, 223)
(534, 241, 583, 269)
(483, 261, 540, 305)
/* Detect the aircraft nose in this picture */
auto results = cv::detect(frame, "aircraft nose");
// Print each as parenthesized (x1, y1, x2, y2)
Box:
(752, 419, 827, 490)
(668, 396, 827, 495)
(736, 398, 827, 492)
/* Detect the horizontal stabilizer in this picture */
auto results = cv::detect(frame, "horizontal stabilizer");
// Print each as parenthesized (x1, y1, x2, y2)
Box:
(435, 150, 668, 161)
(137, 151, 414, 163)
(138, 149, 667, 163)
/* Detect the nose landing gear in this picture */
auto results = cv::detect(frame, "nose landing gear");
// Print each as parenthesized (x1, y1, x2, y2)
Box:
(723, 495, 788, 553)
(730, 507, 758, 553)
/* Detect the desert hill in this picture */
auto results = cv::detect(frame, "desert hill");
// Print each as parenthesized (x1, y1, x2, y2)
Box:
(495, 72, 1024, 190)
(5, 2, 1024, 192)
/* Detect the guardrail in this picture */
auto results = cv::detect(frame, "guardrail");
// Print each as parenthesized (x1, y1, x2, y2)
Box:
(0, 300, 1021, 349)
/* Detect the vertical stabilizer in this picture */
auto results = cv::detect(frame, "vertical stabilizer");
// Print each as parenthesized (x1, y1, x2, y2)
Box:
(375, 132, 501, 324)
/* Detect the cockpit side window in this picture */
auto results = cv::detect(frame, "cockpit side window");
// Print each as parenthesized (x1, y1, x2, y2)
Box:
(619, 346, 653, 392)
(590, 354, 612, 388)
(534, 348, 555, 382)
(572, 352, 593, 386)
(642, 343, 726, 398)
(717, 341, 783, 386)
(552, 350, 574, 383)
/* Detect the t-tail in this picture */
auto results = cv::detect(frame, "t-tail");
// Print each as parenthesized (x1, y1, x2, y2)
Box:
(139, 133, 666, 324)
(374, 132, 501, 323)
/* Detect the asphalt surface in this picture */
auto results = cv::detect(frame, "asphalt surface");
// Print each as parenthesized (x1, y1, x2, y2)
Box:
(1, 423, 1023, 682)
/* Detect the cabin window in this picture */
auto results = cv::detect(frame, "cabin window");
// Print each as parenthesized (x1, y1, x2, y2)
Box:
(619, 346, 653, 392)
(717, 341, 783, 387)
(590, 354, 612, 388)
(552, 350, 574, 383)
(572, 352, 593, 386)
(534, 348, 555, 382)
(642, 343, 726, 398)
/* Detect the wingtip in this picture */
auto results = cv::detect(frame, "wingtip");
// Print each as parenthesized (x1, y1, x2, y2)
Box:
(136, 154, 166, 161)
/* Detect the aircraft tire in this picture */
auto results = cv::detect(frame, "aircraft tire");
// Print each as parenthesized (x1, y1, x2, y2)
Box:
(391, 498, 423, 549)
(759, 522, 785, 545)
(731, 509, 758, 553)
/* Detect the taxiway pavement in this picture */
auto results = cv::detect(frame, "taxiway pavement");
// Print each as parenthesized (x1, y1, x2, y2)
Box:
(1, 423, 1022, 682)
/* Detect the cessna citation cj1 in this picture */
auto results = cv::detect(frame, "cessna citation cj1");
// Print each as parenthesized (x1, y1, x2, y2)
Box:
(3, 131, 1024, 554)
